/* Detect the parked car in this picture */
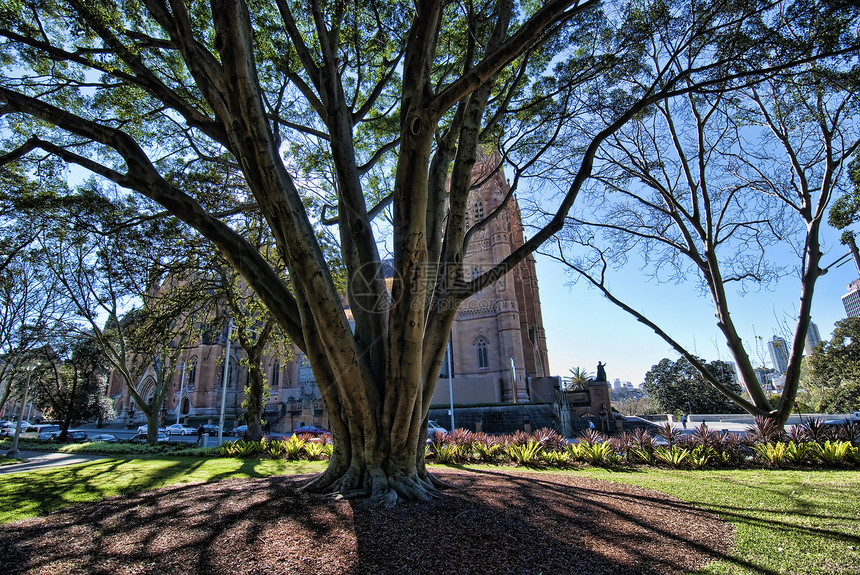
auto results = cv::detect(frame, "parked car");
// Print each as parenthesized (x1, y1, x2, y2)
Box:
(50, 429, 88, 442)
(0, 421, 31, 437)
(426, 420, 448, 440)
(89, 433, 119, 442)
(19, 424, 61, 440)
(231, 424, 248, 437)
(136, 425, 166, 434)
(201, 424, 219, 435)
(165, 423, 197, 436)
(293, 425, 332, 442)
(129, 433, 169, 442)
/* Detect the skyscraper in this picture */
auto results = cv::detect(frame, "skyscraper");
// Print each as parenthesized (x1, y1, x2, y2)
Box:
(805, 321, 822, 355)
(768, 336, 789, 375)
(843, 279, 860, 318)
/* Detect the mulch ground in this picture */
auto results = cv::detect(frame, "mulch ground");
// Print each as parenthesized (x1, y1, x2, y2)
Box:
(0, 468, 734, 575)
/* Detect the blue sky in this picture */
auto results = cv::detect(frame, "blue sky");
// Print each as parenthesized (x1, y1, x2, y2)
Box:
(536, 232, 859, 385)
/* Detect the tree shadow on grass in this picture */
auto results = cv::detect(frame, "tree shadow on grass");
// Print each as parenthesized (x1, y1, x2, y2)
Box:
(0, 457, 219, 523)
(0, 474, 353, 575)
(2, 466, 794, 575)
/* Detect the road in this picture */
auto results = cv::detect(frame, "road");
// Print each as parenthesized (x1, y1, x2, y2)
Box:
(73, 425, 238, 443)
(0, 450, 107, 475)
(0, 425, 236, 474)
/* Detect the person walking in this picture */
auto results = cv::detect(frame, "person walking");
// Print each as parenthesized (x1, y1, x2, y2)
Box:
(681, 415, 688, 429)
(196, 424, 205, 444)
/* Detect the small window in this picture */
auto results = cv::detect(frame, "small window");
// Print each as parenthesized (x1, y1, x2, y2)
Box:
(271, 361, 280, 388)
(476, 337, 489, 369)
(188, 359, 197, 387)
(475, 201, 484, 220)
(228, 360, 236, 388)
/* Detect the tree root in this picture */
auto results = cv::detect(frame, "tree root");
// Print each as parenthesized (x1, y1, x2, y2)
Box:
(298, 462, 349, 493)
(425, 471, 454, 490)
(299, 456, 453, 507)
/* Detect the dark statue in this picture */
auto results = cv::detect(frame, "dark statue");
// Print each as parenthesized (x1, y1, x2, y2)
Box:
(596, 361, 607, 382)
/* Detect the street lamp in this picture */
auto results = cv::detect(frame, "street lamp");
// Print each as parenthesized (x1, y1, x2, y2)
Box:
(217, 319, 235, 445)
(175, 360, 187, 425)
(7, 363, 38, 459)
(447, 337, 455, 432)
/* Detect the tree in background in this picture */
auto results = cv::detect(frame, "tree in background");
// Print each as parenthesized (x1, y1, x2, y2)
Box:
(33, 185, 208, 443)
(803, 317, 860, 413)
(546, 22, 860, 426)
(0, 166, 76, 416)
(0, 256, 67, 416)
(644, 357, 745, 415)
(31, 333, 112, 439)
(1, 0, 855, 504)
(615, 396, 656, 417)
(829, 146, 860, 232)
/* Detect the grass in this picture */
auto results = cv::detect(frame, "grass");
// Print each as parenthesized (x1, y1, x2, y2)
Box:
(0, 454, 24, 466)
(570, 466, 860, 575)
(1, 457, 858, 574)
(0, 456, 328, 524)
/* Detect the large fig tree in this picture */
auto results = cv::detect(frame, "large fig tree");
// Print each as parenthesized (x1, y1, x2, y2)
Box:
(0, 0, 852, 504)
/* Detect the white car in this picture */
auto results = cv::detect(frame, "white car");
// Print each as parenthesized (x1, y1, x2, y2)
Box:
(165, 423, 197, 436)
(0, 421, 31, 437)
(136, 424, 166, 435)
(427, 420, 448, 440)
(19, 424, 61, 439)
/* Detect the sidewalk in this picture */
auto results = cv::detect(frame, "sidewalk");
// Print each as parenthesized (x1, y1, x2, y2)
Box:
(0, 450, 106, 475)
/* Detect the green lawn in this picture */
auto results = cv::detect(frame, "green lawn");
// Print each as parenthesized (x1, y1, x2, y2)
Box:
(572, 467, 860, 575)
(1, 458, 858, 574)
(0, 456, 327, 524)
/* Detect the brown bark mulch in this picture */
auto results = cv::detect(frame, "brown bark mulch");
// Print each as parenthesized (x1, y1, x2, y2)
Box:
(0, 468, 734, 575)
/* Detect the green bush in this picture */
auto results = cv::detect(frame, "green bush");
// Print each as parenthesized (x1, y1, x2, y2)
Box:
(218, 439, 266, 458)
(504, 440, 543, 466)
(752, 442, 789, 467)
(473, 441, 503, 463)
(654, 445, 690, 468)
(5, 422, 858, 473)
(431, 442, 458, 464)
(580, 441, 620, 467)
(303, 442, 326, 460)
(814, 440, 855, 466)
(689, 445, 714, 469)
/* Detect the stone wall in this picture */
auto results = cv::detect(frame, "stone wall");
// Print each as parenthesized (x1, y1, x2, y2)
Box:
(428, 404, 553, 434)
(426, 404, 595, 435)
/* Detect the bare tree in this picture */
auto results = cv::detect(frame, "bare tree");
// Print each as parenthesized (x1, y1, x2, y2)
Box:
(547, 59, 859, 425)
(0, 254, 69, 416)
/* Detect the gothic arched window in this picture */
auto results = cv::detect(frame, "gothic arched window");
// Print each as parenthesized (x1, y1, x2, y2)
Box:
(228, 360, 237, 388)
(476, 337, 489, 369)
(188, 359, 197, 387)
(271, 361, 280, 388)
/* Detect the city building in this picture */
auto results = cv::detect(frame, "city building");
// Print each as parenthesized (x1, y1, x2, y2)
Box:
(768, 336, 789, 375)
(842, 279, 860, 318)
(805, 321, 822, 356)
(106, 156, 553, 432)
